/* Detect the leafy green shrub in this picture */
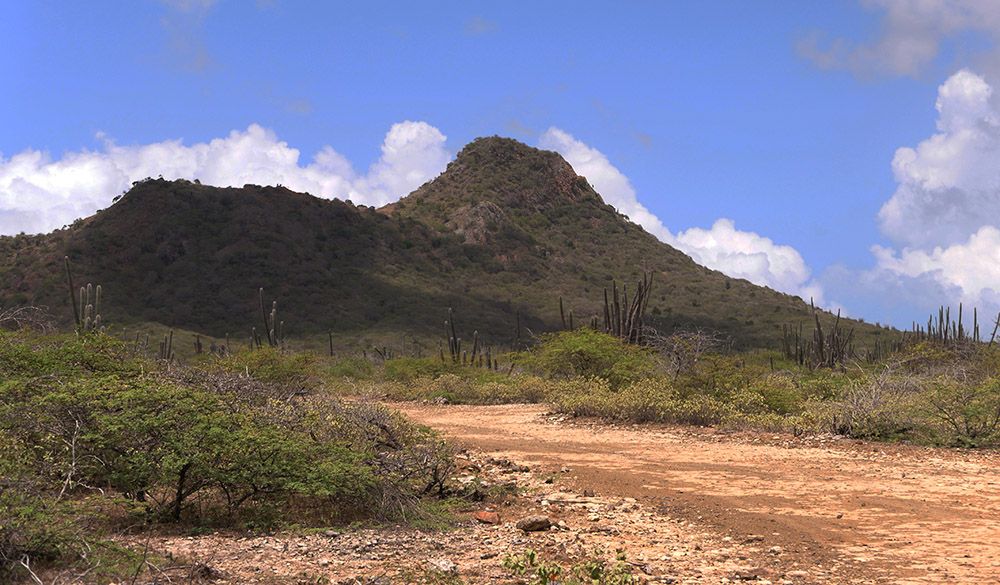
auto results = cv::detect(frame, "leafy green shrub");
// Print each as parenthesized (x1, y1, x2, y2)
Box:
(0, 371, 375, 523)
(747, 374, 803, 415)
(214, 346, 322, 390)
(518, 329, 657, 388)
(383, 357, 458, 383)
(919, 377, 1000, 447)
(0, 331, 456, 576)
(326, 355, 376, 379)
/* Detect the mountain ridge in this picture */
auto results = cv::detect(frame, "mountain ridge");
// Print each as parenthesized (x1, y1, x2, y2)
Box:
(0, 136, 885, 350)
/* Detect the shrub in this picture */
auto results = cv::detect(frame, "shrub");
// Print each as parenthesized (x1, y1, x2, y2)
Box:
(0, 331, 456, 575)
(383, 357, 458, 383)
(747, 374, 803, 415)
(827, 371, 920, 440)
(919, 377, 1000, 447)
(326, 355, 376, 379)
(503, 548, 639, 585)
(518, 329, 657, 388)
(214, 346, 322, 390)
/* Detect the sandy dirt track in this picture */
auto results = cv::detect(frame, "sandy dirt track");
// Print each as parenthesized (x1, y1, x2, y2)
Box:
(398, 403, 1000, 584)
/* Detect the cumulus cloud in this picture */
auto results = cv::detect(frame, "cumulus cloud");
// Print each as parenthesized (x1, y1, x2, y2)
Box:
(798, 0, 1000, 77)
(674, 219, 825, 305)
(0, 121, 450, 236)
(837, 69, 1000, 322)
(539, 127, 823, 303)
(880, 69, 1000, 247)
(872, 226, 1000, 305)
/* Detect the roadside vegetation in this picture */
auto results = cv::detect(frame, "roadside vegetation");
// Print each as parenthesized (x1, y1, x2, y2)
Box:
(325, 328, 1000, 448)
(0, 330, 454, 581)
(3, 284, 998, 581)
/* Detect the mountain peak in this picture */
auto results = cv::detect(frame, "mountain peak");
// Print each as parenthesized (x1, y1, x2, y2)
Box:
(388, 135, 596, 224)
(0, 140, 877, 350)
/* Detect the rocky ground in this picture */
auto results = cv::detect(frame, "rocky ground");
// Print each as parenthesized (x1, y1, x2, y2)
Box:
(121, 403, 999, 584)
(137, 451, 832, 584)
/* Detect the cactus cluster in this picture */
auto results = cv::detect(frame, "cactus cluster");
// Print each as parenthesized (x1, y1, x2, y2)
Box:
(253, 288, 284, 349)
(158, 330, 174, 361)
(782, 303, 1000, 368)
(63, 256, 103, 334)
(781, 310, 853, 369)
(442, 307, 500, 369)
(600, 273, 653, 345)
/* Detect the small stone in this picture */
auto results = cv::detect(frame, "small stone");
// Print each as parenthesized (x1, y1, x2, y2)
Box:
(427, 558, 458, 574)
(516, 515, 552, 532)
(768, 546, 783, 555)
(474, 511, 500, 525)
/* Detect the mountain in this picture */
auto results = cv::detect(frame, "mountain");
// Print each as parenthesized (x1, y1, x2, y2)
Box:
(0, 137, 883, 350)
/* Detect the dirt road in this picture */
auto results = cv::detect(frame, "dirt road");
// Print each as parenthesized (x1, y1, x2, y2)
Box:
(398, 403, 1000, 584)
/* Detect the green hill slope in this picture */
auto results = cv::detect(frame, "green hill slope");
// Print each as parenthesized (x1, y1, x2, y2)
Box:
(0, 136, 884, 351)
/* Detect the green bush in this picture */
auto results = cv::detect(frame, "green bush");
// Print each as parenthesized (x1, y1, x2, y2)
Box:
(214, 346, 322, 390)
(518, 329, 657, 388)
(0, 371, 375, 523)
(747, 374, 803, 415)
(919, 377, 1000, 447)
(0, 331, 455, 576)
(326, 355, 376, 379)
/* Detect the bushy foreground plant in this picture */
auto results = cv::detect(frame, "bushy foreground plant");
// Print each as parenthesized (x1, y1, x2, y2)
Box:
(516, 329, 657, 388)
(0, 331, 454, 579)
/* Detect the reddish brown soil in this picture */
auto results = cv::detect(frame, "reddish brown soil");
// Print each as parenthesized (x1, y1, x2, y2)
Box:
(397, 403, 1000, 584)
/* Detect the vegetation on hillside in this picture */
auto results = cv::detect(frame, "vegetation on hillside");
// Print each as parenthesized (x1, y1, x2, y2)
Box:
(0, 137, 888, 351)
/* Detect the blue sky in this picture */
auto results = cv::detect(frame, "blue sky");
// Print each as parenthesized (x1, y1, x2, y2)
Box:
(5, 1, 1000, 327)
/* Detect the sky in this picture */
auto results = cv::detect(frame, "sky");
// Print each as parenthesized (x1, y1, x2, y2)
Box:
(4, 0, 1000, 328)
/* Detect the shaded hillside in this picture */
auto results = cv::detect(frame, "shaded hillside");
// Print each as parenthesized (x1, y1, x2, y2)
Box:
(0, 137, 885, 349)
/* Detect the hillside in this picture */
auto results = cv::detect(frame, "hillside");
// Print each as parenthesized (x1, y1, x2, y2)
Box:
(0, 137, 883, 350)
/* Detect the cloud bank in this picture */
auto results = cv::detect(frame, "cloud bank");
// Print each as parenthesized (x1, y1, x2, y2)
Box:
(825, 69, 1000, 322)
(879, 70, 1000, 247)
(798, 0, 1000, 77)
(539, 128, 823, 303)
(0, 122, 450, 235)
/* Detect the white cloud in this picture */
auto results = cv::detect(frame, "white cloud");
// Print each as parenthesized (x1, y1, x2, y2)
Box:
(798, 0, 1000, 77)
(872, 226, 1000, 305)
(843, 69, 1000, 322)
(674, 219, 825, 305)
(0, 121, 450, 235)
(539, 127, 823, 303)
(880, 69, 1000, 247)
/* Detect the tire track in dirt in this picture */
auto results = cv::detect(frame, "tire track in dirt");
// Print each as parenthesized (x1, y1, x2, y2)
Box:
(398, 403, 1000, 584)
